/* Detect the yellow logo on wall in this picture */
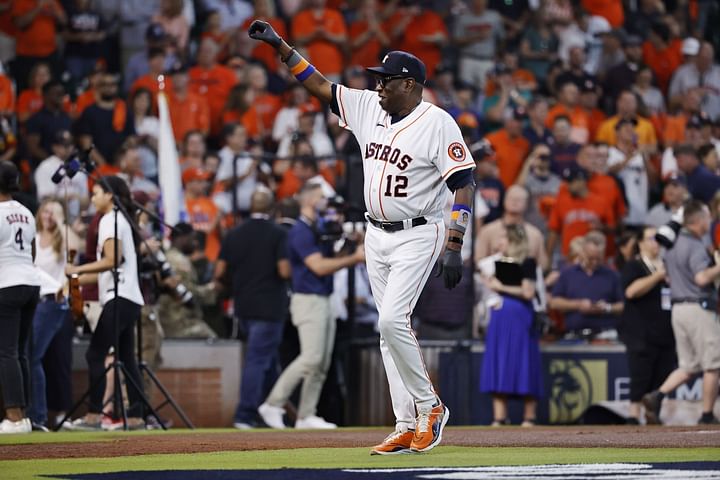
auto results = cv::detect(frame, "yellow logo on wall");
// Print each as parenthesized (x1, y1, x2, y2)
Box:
(548, 359, 607, 423)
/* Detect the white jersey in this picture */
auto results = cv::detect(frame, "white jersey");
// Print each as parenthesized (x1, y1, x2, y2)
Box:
(334, 85, 475, 222)
(0, 200, 40, 289)
(97, 210, 144, 307)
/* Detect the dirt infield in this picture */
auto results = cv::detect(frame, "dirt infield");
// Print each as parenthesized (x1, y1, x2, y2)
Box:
(2, 426, 720, 461)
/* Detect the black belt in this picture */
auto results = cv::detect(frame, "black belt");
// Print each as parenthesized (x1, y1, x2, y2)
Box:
(671, 298, 717, 309)
(366, 215, 427, 233)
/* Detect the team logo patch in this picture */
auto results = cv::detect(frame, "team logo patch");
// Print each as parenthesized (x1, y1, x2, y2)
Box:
(448, 142, 466, 162)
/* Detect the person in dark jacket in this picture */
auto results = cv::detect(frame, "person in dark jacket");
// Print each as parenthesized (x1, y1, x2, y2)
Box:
(214, 189, 291, 429)
(619, 226, 676, 424)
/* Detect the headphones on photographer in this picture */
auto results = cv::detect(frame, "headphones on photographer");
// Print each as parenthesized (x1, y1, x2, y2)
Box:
(0, 160, 20, 195)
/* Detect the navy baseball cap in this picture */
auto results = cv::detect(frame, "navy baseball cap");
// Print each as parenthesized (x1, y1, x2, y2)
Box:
(366, 51, 426, 85)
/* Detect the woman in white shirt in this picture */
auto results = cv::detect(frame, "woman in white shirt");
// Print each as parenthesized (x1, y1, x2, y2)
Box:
(65, 176, 146, 430)
(0, 160, 40, 434)
(27, 200, 74, 430)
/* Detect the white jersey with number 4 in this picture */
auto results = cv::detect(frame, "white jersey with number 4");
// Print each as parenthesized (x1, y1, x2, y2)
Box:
(0, 200, 40, 289)
(334, 85, 475, 222)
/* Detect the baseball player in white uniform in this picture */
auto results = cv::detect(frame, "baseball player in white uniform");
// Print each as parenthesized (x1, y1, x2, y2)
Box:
(249, 21, 476, 454)
(0, 160, 41, 434)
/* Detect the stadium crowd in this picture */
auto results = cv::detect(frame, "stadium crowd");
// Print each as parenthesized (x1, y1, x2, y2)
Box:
(0, 0, 720, 431)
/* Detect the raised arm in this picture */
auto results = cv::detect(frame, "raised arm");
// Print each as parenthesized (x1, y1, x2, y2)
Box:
(248, 20, 333, 105)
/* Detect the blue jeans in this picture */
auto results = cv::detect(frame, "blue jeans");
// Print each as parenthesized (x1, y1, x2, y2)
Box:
(234, 318, 285, 424)
(27, 298, 70, 425)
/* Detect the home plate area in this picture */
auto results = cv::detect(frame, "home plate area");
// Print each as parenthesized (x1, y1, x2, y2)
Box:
(49, 462, 720, 480)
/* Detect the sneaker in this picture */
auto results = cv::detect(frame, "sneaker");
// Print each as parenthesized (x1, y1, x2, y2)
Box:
(491, 418, 510, 427)
(370, 427, 415, 455)
(698, 415, 720, 425)
(233, 422, 254, 430)
(64, 417, 102, 431)
(410, 403, 449, 453)
(101, 416, 124, 431)
(258, 403, 286, 429)
(31, 421, 50, 432)
(126, 419, 146, 431)
(0, 418, 32, 434)
(642, 391, 662, 425)
(295, 415, 337, 429)
(145, 416, 173, 430)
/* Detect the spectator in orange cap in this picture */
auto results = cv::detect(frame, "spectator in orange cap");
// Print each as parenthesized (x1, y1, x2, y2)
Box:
(291, 0, 348, 83)
(183, 167, 221, 261)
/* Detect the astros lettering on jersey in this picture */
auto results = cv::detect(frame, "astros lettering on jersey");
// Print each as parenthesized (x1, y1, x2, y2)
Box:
(334, 85, 476, 223)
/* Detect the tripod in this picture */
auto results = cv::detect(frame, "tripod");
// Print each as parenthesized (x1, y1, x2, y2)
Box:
(55, 173, 192, 431)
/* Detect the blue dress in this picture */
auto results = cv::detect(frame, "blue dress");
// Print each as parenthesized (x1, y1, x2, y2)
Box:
(480, 258, 544, 397)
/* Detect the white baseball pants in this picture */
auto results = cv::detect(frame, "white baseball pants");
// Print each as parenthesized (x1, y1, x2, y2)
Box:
(364, 221, 445, 429)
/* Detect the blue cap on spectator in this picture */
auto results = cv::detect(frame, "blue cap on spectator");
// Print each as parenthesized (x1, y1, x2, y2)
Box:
(146, 23, 167, 41)
(366, 51, 426, 85)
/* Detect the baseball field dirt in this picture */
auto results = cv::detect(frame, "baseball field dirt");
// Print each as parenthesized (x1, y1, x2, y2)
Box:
(2, 425, 719, 461)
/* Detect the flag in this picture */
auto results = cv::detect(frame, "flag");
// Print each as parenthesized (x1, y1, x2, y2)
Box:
(157, 82, 185, 227)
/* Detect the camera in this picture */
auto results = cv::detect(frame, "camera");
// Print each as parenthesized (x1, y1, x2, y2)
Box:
(655, 206, 684, 249)
(141, 249, 195, 308)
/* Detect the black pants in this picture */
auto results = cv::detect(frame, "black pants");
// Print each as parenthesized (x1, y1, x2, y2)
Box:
(86, 297, 144, 417)
(0, 285, 39, 410)
(627, 343, 677, 402)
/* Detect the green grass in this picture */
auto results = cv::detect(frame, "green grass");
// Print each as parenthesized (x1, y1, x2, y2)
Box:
(3, 447, 720, 479)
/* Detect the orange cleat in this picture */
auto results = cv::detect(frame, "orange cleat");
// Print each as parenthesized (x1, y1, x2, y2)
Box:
(370, 427, 415, 455)
(410, 403, 449, 452)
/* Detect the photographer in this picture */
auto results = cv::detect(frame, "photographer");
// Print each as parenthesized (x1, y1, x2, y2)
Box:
(643, 201, 720, 425)
(258, 183, 364, 430)
(64, 176, 146, 430)
(156, 223, 217, 339)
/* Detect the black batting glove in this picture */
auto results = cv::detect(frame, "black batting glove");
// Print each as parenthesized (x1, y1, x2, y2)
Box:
(248, 20, 282, 48)
(435, 249, 463, 290)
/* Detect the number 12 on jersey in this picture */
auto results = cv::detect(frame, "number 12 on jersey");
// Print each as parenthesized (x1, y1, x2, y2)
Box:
(384, 175, 408, 197)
